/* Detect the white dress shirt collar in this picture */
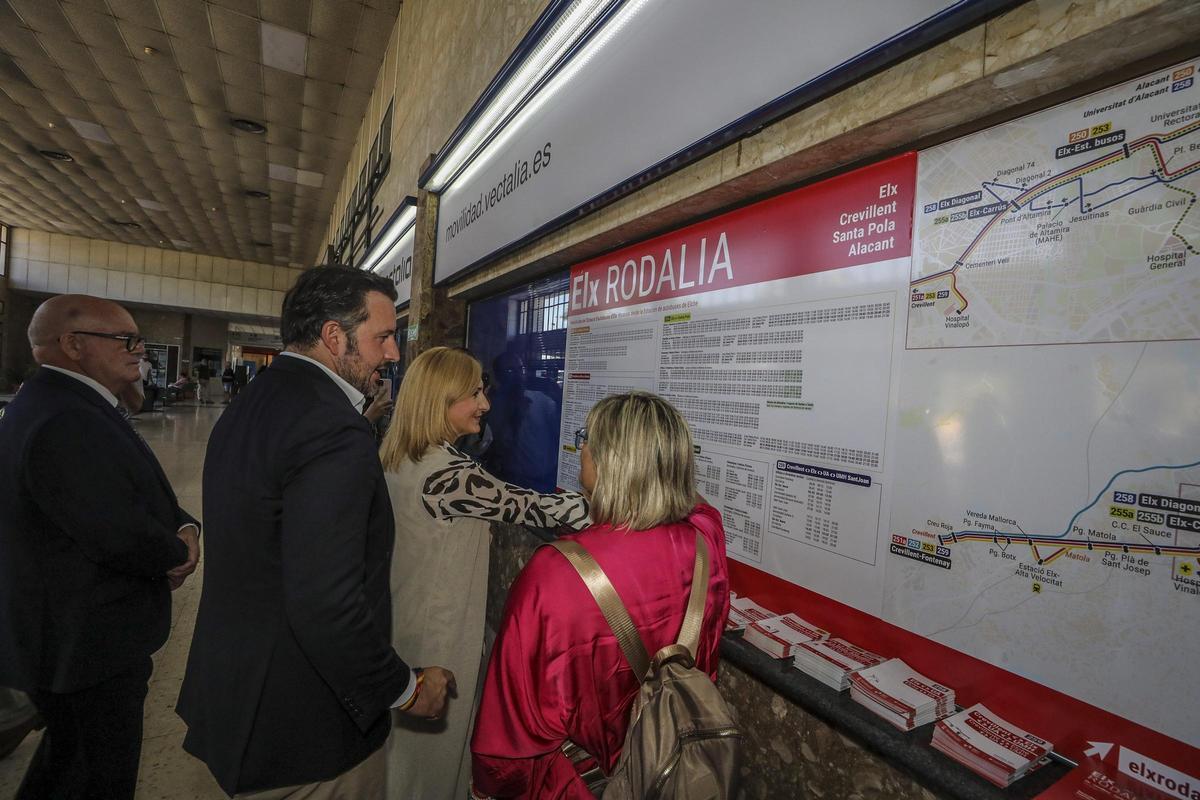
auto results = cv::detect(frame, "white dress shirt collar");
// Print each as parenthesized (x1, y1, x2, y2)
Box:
(42, 364, 119, 408)
(278, 351, 366, 413)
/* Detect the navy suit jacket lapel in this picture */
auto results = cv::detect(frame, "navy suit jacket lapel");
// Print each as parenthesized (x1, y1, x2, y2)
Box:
(269, 357, 373, 433)
(37, 369, 180, 504)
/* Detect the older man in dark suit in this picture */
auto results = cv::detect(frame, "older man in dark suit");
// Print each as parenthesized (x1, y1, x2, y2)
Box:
(178, 266, 453, 798)
(0, 294, 200, 799)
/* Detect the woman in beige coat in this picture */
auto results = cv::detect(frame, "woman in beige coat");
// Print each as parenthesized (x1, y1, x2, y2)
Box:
(379, 346, 589, 800)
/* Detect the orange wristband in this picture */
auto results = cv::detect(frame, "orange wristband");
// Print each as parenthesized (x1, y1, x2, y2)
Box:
(397, 667, 424, 712)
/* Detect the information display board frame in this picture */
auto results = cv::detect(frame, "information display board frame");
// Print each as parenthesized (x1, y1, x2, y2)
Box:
(428, 0, 1023, 285)
(550, 58, 1200, 783)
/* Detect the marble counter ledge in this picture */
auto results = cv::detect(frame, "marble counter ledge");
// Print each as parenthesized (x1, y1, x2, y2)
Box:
(719, 634, 1072, 800)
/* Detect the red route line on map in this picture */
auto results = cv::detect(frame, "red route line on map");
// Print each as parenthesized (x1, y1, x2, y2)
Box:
(947, 532, 1200, 558)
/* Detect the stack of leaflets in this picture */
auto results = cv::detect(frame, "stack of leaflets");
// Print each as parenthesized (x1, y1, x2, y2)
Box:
(930, 704, 1053, 787)
(741, 613, 829, 658)
(791, 637, 885, 691)
(726, 595, 775, 631)
(848, 658, 955, 730)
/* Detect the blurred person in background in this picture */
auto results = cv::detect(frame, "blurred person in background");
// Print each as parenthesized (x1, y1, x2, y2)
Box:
(363, 369, 394, 443)
(222, 363, 235, 403)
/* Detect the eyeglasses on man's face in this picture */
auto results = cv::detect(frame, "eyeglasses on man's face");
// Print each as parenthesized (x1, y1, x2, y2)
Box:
(573, 426, 588, 450)
(71, 331, 146, 352)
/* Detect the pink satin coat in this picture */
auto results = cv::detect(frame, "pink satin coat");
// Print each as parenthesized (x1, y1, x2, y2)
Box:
(471, 504, 730, 799)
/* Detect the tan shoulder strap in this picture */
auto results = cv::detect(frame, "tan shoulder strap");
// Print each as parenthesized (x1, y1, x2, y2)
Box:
(549, 530, 712, 675)
(675, 532, 710, 659)
(549, 540, 651, 679)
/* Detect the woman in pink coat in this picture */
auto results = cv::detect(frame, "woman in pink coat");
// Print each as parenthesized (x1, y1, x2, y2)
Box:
(471, 392, 730, 799)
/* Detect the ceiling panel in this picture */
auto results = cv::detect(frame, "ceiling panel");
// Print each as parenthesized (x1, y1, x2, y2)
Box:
(106, 0, 163, 26)
(216, 51, 263, 92)
(0, 0, 399, 265)
(305, 39, 349, 84)
(261, 0, 311, 35)
(268, 124, 302, 151)
(209, 5, 260, 58)
(94, 51, 145, 86)
(155, 0, 210, 42)
(7, 1, 77, 41)
(116, 21, 172, 55)
(310, 0, 361, 43)
(62, 4, 128, 52)
(263, 66, 304, 104)
(67, 71, 119, 104)
(223, 86, 266, 118)
(139, 63, 187, 97)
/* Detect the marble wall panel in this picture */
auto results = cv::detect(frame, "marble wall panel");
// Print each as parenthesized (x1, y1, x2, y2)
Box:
(4, 230, 287, 321)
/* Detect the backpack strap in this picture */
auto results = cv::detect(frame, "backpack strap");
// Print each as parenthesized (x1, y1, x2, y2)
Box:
(550, 529, 713, 677)
(550, 540, 651, 679)
(674, 532, 710, 660)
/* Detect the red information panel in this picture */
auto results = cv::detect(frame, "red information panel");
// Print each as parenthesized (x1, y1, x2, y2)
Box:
(568, 154, 914, 316)
(557, 149, 1199, 793)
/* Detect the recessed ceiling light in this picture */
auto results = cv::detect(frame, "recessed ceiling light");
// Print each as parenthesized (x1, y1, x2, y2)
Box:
(143, 46, 159, 56)
(244, 190, 270, 199)
(261, 22, 307, 76)
(39, 149, 73, 162)
(68, 118, 113, 144)
(231, 118, 267, 134)
(46, 122, 55, 128)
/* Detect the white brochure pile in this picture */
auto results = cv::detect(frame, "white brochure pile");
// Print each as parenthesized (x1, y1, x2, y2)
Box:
(741, 613, 829, 658)
(848, 658, 955, 731)
(930, 704, 1053, 787)
(791, 637, 885, 691)
(726, 595, 776, 631)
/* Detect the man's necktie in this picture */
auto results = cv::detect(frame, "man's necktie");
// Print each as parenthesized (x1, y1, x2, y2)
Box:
(116, 406, 154, 453)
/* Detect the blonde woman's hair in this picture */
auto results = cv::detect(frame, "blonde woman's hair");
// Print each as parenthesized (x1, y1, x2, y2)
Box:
(585, 392, 696, 531)
(379, 346, 481, 467)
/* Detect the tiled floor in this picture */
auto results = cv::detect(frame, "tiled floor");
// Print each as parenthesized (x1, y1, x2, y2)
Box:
(0, 404, 230, 799)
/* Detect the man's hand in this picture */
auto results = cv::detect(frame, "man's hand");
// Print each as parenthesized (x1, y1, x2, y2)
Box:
(167, 524, 200, 590)
(402, 666, 456, 719)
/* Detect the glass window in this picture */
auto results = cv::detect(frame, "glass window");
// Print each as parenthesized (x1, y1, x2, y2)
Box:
(466, 270, 570, 492)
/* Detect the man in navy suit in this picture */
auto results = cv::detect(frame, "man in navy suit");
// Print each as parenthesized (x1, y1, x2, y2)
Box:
(0, 294, 200, 798)
(178, 266, 453, 797)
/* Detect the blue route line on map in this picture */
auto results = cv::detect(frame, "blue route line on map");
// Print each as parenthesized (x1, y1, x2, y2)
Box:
(939, 460, 1200, 543)
(1054, 460, 1200, 540)
(981, 181, 1023, 202)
